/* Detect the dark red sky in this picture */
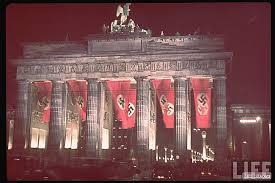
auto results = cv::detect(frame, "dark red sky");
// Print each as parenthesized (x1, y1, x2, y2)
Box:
(6, 3, 271, 108)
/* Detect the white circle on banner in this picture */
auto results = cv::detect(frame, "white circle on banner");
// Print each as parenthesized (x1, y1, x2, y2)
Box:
(117, 94, 125, 110)
(197, 92, 208, 115)
(166, 102, 174, 116)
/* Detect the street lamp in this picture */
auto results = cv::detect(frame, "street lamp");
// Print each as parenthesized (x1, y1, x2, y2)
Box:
(193, 128, 201, 132)
(156, 145, 159, 161)
(170, 149, 173, 161)
(164, 147, 168, 163)
(201, 131, 207, 160)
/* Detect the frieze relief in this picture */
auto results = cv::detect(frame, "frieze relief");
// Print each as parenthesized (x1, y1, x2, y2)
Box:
(17, 59, 226, 79)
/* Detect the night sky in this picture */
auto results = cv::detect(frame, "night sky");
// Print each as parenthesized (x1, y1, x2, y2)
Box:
(6, 3, 270, 109)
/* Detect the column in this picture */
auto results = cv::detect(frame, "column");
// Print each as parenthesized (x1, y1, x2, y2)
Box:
(86, 78, 100, 157)
(149, 81, 157, 161)
(214, 77, 228, 165)
(135, 77, 150, 166)
(186, 79, 192, 151)
(61, 81, 68, 165)
(98, 81, 105, 158)
(269, 122, 271, 158)
(13, 80, 32, 153)
(174, 77, 189, 159)
(61, 81, 68, 150)
(255, 117, 263, 160)
(48, 81, 65, 151)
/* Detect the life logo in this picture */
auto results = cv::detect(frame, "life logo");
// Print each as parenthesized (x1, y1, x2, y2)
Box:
(197, 92, 208, 116)
(160, 95, 174, 116)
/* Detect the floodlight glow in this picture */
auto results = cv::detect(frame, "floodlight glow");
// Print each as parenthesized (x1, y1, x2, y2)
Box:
(240, 119, 257, 124)
(256, 116, 261, 122)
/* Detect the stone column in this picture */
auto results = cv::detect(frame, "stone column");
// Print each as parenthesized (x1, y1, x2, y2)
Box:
(186, 79, 192, 151)
(98, 81, 105, 158)
(86, 78, 100, 158)
(48, 81, 65, 151)
(25, 81, 33, 150)
(61, 81, 68, 165)
(255, 117, 263, 160)
(135, 77, 150, 166)
(214, 77, 228, 166)
(13, 80, 32, 154)
(174, 77, 189, 159)
(61, 81, 68, 150)
(269, 122, 271, 157)
(149, 81, 156, 164)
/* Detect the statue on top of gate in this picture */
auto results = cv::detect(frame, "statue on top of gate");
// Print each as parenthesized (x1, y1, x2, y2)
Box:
(116, 3, 131, 26)
(104, 3, 151, 36)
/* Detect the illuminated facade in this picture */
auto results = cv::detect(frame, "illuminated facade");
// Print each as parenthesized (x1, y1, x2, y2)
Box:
(9, 4, 234, 170)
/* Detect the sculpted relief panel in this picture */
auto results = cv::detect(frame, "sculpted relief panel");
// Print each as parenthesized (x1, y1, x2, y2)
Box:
(17, 59, 226, 80)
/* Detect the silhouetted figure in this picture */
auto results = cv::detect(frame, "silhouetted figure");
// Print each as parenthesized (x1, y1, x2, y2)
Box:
(194, 27, 201, 35)
(132, 169, 142, 180)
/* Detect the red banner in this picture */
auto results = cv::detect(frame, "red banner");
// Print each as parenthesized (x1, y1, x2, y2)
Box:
(152, 79, 174, 128)
(191, 78, 212, 129)
(67, 80, 87, 122)
(127, 87, 136, 128)
(107, 80, 136, 129)
(33, 81, 52, 123)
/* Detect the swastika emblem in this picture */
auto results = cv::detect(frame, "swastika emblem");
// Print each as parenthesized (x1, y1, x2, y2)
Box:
(160, 95, 174, 116)
(117, 94, 125, 110)
(197, 92, 208, 115)
(128, 102, 135, 117)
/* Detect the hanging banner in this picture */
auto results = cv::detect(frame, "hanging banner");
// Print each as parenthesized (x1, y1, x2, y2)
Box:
(107, 80, 136, 129)
(191, 77, 212, 129)
(32, 81, 52, 123)
(127, 84, 136, 128)
(67, 80, 87, 122)
(152, 79, 174, 128)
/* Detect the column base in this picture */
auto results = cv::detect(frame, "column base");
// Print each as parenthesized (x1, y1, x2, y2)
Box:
(46, 149, 65, 168)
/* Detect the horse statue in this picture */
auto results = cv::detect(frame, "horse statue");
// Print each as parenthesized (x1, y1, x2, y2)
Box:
(116, 3, 131, 25)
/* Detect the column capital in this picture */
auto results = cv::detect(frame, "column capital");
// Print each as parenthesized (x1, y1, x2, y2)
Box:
(86, 78, 100, 83)
(214, 75, 227, 80)
(134, 76, 149, 82)
(172, 75, 187, 80)
(173, 76, 188, 80)
(17, 79, 33, 84)
(51, 80, 65, 84)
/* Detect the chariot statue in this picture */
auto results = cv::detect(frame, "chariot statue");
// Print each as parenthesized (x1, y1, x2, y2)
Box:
(116, 3, 131, 25)
(109, 3, 150, 36)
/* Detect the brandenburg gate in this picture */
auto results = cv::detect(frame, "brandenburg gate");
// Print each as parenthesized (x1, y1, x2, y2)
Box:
(11, 4, 233, 169)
